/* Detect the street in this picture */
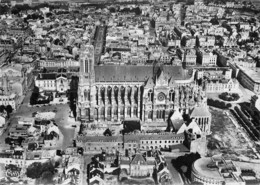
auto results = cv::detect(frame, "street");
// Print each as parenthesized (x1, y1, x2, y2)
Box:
(165, 157, 185, 185)
(94, 25, 106, 64)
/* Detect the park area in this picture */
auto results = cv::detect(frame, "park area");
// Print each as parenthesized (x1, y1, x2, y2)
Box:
(207, 107, 256, 159)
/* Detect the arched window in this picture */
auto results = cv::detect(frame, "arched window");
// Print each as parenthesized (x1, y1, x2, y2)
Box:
(84, 90, 88, 101)
(156, 110, 165, 119)
(156, 110, 160, 119)
(148, 90, 153, 102)
(127, 107, 131, 117)
(101, 107, 105, 121)
(94, 108, 98, 121)
(85, 59, 88, 73)
(162, 110, 165, 120)
(169, 89, 174, 102)
(121, 87, 125, 104)
(107, 86, 112, 104)
(114, 108, 118, 120)
(80, 59, 84, 73)
(86, 108, 90, 121)
(148, 111, 153, 119)
(96, 87, 99, 105)
(107, 107, 111, 121)
(127, 87, 132, 104)
(134, 86, 138, 104)
(101, 87, 105, 104)
(114, 86, 118, 104)
(133, 107, 138, 117)
(87, 89, 90, 101)
(120, 107, 124, 117)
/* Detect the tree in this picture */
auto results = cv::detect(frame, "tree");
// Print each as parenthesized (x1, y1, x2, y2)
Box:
(42, 67, 47, 73)
(17, 137, 25, 145)
(0, 105, 5, 113)
(109, 7, 116, 13)
(0, 5, 10, 15)
(46, 12, 53, 17)
(40, 171, 54, 184)
(5, 137, 12, 145)
(30, 86, 40, 105)
(26, 161, 55, 179)
(172, 152, 201, 179)
(26, 162, 43, 179)
(210, 18, 219, 25)
(5, 105, 13, 115)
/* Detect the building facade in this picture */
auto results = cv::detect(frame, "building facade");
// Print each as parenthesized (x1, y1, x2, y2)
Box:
(35, 73, 71, 94)
(192, 157, 245, 185)
(197, 49, 217, 66)
(77, 46, 209, 130)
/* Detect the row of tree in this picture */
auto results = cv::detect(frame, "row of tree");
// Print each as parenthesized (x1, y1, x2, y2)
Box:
(9, 3, 68, 15)
(207, 99, 232, 109)
(68, 76, 79, 119)
(234, 106, 260, 140)
(240, 102, 260, 128)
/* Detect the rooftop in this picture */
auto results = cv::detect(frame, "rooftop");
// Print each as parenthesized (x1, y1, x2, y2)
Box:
(193, 157, 224, 181)
(238, 65, 260, 83)
(94, 65, 191, 82)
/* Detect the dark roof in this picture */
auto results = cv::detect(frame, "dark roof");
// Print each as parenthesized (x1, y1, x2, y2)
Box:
(169, 144, 189, 152)
(245, 179, 260, 185)
(37, 73, 56, 80)
(94, 66, 190, 82)
(89, 161, 104, 171)
(56, 74, 67, 78)
(44, 134, 54, 140)
(37, 73, 73, 80)
(13, 151, 23, 156)
(131, 153, 146, 165)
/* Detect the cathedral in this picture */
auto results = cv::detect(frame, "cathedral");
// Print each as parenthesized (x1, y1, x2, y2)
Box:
(77, 45, 208, 130)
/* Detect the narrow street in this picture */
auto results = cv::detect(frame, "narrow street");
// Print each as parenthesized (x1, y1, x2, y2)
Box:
(165, 157, 185, 185)
(94, 25, 106, 64)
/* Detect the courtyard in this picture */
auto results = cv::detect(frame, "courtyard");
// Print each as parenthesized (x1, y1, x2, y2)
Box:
(207, 84, 255, 104)
(207, 107, 256, 158)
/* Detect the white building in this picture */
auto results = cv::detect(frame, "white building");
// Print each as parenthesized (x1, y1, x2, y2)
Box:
(17, 117, 35, 126)
(35, 73, 70, 94)
(0, 93, 17, 110)
(197, 49, 217, 66)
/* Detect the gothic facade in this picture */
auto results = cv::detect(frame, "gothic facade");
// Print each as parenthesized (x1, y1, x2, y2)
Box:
(77, 45, 208, 129)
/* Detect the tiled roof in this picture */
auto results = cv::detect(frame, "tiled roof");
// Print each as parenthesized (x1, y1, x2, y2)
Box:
(124, 133, 185, 143)
(37, 73, 56, 80)
(94, 66, 191, 82)
(37, 73, 74, 80)
(77, 135, 123, 143)
(190, 106, 211, 117)
(131, 153, 147, 165)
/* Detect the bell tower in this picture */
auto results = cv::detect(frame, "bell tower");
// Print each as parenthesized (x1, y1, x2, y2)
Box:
(77, 45, 96, 123)
(79, 45, 95, 75)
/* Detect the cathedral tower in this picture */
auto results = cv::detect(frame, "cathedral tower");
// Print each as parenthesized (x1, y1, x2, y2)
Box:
(77, 45, 96, 122)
